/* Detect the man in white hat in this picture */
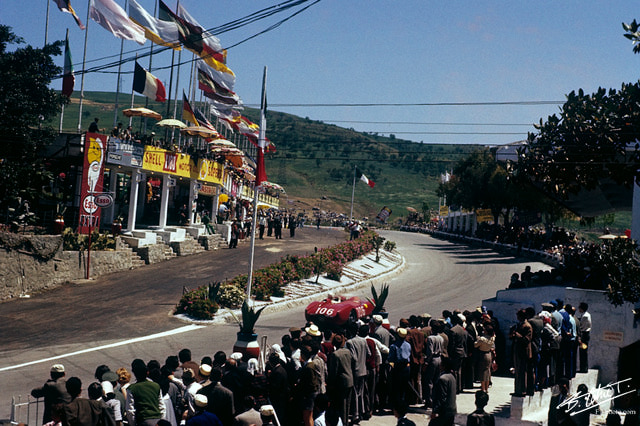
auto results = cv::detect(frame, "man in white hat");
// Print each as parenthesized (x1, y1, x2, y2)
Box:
(31, 364, 72, 424)
(259, 404, 277, 425)
(185, 394, 222, 426)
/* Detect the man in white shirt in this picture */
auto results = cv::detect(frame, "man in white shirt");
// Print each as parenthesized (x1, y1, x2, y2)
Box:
(577, 302, 592, 373)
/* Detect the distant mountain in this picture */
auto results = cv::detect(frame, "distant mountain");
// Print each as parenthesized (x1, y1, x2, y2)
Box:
(56, 91, 485, 223)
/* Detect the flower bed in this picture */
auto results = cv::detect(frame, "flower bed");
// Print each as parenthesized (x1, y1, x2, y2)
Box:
(175, 230, 379, 320)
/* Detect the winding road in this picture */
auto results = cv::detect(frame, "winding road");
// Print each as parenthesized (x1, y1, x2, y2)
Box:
(0, 229, 551, 422)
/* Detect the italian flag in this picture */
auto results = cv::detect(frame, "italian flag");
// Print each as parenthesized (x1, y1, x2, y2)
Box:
(360, 172, 375, 188)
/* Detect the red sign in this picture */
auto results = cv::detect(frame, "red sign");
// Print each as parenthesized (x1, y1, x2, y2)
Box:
(79, 133, 107, 234)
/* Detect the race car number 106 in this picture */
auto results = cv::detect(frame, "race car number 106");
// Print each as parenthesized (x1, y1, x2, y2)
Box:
(314, 307, 335, 316)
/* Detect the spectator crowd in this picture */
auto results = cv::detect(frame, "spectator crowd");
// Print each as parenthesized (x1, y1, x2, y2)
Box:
(31, 306, 521, 426)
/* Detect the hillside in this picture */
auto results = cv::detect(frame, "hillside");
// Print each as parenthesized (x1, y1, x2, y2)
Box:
(55, 91, 485, 223)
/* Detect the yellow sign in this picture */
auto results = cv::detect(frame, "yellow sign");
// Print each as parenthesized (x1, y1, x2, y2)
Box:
(197, 159, 224, 185)
(439, 206, 449, 217)
(475, 209, 493, 223)
(142, 146, 223, 184)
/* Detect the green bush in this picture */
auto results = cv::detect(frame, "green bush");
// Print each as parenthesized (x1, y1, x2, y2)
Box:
(175, 287, 219, 319)
(62, 228, 115, 251)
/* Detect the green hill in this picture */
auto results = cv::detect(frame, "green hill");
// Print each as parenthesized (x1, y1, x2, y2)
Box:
(54, 91, 483, 223)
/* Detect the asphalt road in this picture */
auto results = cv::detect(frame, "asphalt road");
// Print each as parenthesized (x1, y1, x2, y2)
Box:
(0, 229, 550, 422)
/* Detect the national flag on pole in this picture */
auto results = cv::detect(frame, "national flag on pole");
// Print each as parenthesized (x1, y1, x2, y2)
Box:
(177, 4, 226, 64)
(208, 102, 235, 132)
(53, 0, 85, 30)
(359, 171, 375, 188)
(197, 61, 240, 105)
(128, 0, 180, 49)
(158, 1, 235, 79)
(133, 62, 166, 102)
(182, 93, 199, 126)
(62, 32, 75, 97)
(89, 0, 146, 45)
(193, 107, 219, 137)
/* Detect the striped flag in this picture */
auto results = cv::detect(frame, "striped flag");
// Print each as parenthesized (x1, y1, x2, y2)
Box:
(128, 0, 180, 49)
(197, 62, 240, 105)
(132, 62, 166, 102)
(182, 93, 199, 126)
(53, 0, 85, 30)
(359, 171, 375, 188)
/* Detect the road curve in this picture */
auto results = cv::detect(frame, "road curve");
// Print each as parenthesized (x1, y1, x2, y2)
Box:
(0, 230, 550, 421)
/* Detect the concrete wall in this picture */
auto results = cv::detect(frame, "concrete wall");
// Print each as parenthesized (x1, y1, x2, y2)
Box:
(483, 286, 640, 384)
(0, 233, 138, 300)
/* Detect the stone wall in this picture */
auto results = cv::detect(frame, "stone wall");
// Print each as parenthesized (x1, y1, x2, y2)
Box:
(0, 233, 137, 301)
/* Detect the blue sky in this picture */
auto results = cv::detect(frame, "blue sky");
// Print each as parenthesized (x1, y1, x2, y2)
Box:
(2, 0, 640, 145)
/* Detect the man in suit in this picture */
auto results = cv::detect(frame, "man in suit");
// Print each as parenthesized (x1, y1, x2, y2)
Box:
(511, 309, 533, 396)
(266, 352, 289, 425)
(197, 368, 234, 426)
(63, 377, 116, 426)
(429, 358, 456, 426)
(327, 334, 353, 426)
(31, 364, 72, 424)
(346, 324, 370, 424)
(447, 314, 468, 394)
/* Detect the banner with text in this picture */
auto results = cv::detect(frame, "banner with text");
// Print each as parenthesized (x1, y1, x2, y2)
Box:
(141, 146, 224, 185)
(376, 206, 392, 223)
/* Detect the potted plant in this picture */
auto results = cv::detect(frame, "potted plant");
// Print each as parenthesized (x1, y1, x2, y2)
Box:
(231, 299, 266, 360)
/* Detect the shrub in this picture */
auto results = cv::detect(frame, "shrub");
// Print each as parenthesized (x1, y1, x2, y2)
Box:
(384, 240, 396, 252)
(175, 287, 219, 319)
(218, 283, 245, 309)
(326, 260, 343, 281)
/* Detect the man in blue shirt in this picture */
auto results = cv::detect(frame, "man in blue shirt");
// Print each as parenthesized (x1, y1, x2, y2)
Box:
(389, 328, 412, 405)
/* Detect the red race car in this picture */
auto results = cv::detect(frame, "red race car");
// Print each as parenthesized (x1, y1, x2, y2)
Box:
(305, 295, 375, 327)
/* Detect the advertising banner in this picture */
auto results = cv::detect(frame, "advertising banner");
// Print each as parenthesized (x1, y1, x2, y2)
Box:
(376, 206, 392, 223)
(141, 147, 224, 185)
(79, 133, 107, 234)
(106, 137, 144, 167)
(197, 158, 224, 185)
(439, 205, 449, 217)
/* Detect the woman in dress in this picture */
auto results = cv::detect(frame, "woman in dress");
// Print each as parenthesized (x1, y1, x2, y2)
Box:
(474, 324, 496, 392)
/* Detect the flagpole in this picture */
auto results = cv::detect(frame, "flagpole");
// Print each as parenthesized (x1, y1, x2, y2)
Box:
(44, 0, 50, 46)
(246, 66, 267, 304)
(77, 0, 91, 133)
(143, 1, 156, 135)
(112, 0, 128, 128)
(129, 53, 137, 128)
(350, 165, 356, 220)
(59, 28, 70, 133)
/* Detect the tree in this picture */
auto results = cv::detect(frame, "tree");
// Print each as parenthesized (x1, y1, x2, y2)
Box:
(0, 26, 66, 220)
(514, 84, 640, 201)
